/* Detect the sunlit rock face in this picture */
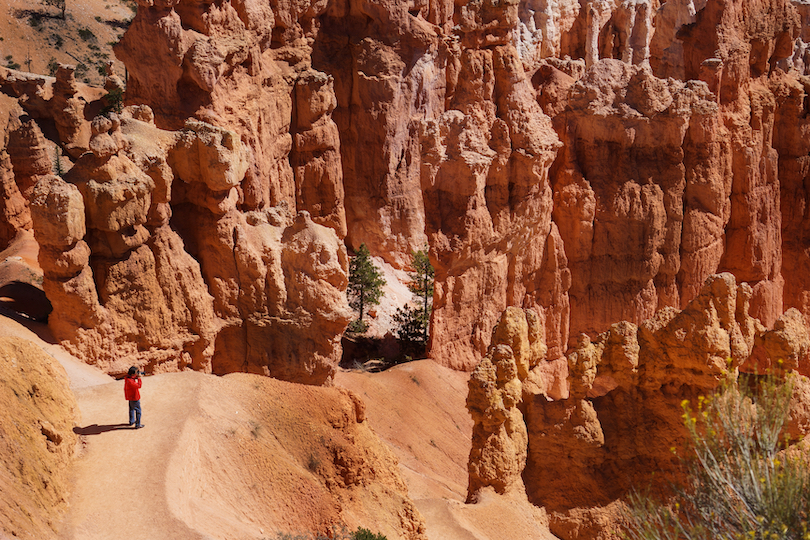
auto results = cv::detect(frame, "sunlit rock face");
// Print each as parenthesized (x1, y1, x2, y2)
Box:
(28, 109, 350, 384)
(469, 275, 810, 539)
(3, 0, 810, 388)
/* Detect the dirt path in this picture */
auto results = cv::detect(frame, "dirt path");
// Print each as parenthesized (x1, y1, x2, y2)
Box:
(0, 311, 207, 539)
(336, 362, 560, 540)
(1, 308, 559, 540)
(0, 313, 202, 538)
(59, 372, 208, 540)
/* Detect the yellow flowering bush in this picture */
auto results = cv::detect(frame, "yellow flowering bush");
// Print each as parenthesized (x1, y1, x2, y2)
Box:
(623, 371, 810, 540)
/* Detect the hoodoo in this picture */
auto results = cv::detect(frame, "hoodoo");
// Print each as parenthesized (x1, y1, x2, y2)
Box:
(1, 0, 810, 538)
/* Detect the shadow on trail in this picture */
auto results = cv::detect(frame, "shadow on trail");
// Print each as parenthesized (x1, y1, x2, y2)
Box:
(0, 304, 57, 344)
(74, 424, 134, 435)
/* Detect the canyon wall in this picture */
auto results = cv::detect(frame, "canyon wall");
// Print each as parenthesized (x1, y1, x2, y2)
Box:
(1, 1, 810, 538)
(467, 275, 810, 539)
(25, 95, 350, 383)
(1, 0, 810, 384)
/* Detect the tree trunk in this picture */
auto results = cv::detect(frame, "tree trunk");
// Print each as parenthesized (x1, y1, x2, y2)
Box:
(422, 270, 428, 343)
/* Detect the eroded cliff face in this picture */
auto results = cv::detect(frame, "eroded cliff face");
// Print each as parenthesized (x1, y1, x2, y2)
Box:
(25, 102, 350, 382)
(538, 0, 808, 353)
(110, 0, 570, 373)
(457, 0, 808, 367)
(2, 1, 810, 385)
(467, 274, 810, 539)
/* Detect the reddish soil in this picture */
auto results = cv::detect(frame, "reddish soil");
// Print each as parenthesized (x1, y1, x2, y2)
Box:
(0, 0, 131, 84)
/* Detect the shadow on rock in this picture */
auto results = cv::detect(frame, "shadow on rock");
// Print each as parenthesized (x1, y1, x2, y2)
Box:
(0, 281, 52, 322)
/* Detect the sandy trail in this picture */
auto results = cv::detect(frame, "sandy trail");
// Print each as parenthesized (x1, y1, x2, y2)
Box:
(0, 312, 111, 391)
(1, 308, 558, 540)
(0, 312, 206, 539)
(336, 362, 559, 540)
(59, 373, 208, 540)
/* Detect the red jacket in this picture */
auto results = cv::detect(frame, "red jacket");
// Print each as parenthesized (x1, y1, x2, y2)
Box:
(124, 376, 142, 401)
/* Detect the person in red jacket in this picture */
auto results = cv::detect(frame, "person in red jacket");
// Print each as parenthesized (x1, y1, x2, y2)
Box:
(125, 366, 144, 428)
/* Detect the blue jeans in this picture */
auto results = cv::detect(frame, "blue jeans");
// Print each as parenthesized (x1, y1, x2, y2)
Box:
(128, 400, 141, 426)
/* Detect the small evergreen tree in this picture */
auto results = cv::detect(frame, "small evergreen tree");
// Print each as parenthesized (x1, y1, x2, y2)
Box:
(394, 247, 434, 345)
(54, 145, 63, 177)
(102, 87, 124, 115)
(347, 243, 385, 333)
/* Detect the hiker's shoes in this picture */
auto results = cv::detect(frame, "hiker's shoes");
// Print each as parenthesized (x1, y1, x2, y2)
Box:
(135, 424, 144, 429)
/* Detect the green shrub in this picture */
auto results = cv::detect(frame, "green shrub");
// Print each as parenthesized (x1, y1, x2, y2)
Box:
(47, 57, 59, 76)
(393, 304, 429, 344)
(4, 55, 21, 70)
(78, 27, 96, 42)
(623, 371, 810, 540)
(273, 525, 387, 540)
(346, 319, 369, 335)
(352, 528, 387, 540)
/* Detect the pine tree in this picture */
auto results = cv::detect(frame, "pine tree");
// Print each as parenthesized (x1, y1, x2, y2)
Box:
(394, 247, 434, 345)
(347, 244, 385, 333)
(54, 146, 63, 177)
(102, 87, 124, 116)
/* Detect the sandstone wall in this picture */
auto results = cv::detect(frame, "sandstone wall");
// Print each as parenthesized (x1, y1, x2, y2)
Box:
(2, 0, 810, 382)
(104, 0, 572, 374)
(25, 104, 350, 383)
(467, 275, 810, 540)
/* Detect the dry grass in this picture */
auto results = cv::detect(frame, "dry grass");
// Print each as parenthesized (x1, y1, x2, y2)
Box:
(623, 372, 810, 540)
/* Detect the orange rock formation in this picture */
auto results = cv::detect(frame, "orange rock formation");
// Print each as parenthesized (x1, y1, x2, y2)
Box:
(0, 0, 809, 428)
(467, 273, 810, 539)
(28, 107, 350, 383)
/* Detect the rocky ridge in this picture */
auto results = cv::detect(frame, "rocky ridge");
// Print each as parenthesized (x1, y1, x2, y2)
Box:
(0, 0, 808, 385)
